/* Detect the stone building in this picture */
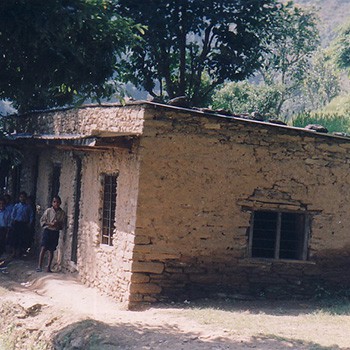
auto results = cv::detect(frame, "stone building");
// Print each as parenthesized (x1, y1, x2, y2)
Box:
(3, 102, 350, 308)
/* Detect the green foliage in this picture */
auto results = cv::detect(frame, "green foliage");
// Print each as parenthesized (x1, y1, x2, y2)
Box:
(334, 22, 350, 70)
(302, 49, 340, 110)
(116, 0, 289, 106)
(292, 93, 350, 134)
(258, 2, 320, 115)
(211, 2, 321, 118)
(322, 94, 350, 114)
(292, 111, 350, 133)
(0, 0, 138, 112)
(212, 81, 282, 116)
(261, 2, 320, 75)
(0, 117, 23, 167)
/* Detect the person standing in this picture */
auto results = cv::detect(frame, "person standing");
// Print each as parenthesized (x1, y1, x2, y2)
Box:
(4, 194, 14, 216)
(10, 191, 34, 258)
(37, 196, 66, 273)
(0, 198, 10, 260)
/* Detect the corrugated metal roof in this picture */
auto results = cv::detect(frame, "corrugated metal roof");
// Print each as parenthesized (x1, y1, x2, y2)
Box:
(1, 133, 99, 149)
(7, 133, 90, 140)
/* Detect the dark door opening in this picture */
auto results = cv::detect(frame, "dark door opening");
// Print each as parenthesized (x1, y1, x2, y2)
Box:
(71, 156, 82, 263)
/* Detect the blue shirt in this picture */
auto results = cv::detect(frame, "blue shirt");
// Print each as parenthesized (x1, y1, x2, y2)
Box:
(0, 209, 10, 228)
(5, 204, 14, 215)
(11, 202, 34, 224)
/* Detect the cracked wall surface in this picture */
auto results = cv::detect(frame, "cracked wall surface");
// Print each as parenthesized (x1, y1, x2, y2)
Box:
(131, 106, 350, 303)
(11, 103, 350, 307)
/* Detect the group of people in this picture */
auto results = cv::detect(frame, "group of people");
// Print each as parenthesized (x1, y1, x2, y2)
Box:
(0, 192, 34, 260)
(0, 192, 66, 273)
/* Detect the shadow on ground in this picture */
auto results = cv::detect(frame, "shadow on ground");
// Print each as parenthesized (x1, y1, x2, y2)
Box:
(155, 294, 350, 317)
(52, 319, 343, 350)
(1, 257, 349, 349)
(2, 256, 350, 317)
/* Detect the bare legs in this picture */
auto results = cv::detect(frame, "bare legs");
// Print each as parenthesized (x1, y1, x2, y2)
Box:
(47, 250, 53, 272)
(37, 247, 53, 272)
(37, 246, 45, 271)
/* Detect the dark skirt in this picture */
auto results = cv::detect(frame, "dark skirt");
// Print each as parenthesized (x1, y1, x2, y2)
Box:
(41, 228, 60, 252)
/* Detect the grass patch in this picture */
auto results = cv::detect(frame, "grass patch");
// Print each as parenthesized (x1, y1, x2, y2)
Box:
(176, 299, 350, 348)
(292, 111, 350, 133)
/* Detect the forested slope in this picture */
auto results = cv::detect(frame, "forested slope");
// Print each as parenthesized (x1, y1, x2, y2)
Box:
(297, 0, 350, 43)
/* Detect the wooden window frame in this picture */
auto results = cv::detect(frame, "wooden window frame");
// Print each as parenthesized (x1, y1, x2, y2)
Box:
(101, 173, 118, 246)
(248, 210, 310, 261)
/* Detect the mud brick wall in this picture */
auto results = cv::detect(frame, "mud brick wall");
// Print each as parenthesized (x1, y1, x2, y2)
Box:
(131, 106, 350, 304)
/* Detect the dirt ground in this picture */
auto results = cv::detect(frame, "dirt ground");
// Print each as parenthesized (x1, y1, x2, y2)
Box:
(0, 257, 350, 350)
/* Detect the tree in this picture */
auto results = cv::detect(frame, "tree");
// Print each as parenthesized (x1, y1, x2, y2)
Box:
(302, 49, 340, 110)
(212, 81, 282, 116)
(212, 2, 320, 117)
(334, 22, 350, 70)
(257, 2, 320, 115)
(0, 0, 138, 112)
(116, 0, 287, 106)
(0, 116, 23, 191)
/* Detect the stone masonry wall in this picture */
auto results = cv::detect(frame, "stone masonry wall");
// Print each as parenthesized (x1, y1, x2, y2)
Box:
(13, 104, 145, 137)
(131, 106, 350, 304)
(77, 148, 140, 304)
(26, 146, 139, 305)
(10, 105, 145, 306)
(29, 149, 138, 303)
(34, 149, 77, 264)
(10, 103, 350, 307)
(15, 149, 38, 199)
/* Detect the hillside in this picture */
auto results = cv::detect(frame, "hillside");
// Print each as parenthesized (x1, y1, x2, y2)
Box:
(297, 0, 350, 44)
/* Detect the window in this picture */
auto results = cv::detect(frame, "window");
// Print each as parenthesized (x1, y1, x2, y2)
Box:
(101, 173, 118, 246)
(249, 211, 308, 260)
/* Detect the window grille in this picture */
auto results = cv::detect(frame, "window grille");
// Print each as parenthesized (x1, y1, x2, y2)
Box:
(249, 210, 309, 260)
(101, 173, 118, 246)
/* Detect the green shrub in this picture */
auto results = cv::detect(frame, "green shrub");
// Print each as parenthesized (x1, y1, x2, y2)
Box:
(291, 112, 350, 133)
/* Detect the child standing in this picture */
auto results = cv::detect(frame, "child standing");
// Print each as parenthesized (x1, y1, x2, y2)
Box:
(4, 194, 14, 216)
(37, 196, 66, 273)
(10, 191, 34, 258)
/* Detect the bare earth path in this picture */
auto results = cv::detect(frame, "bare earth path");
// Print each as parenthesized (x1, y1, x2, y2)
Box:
(0, 257, 349, 349)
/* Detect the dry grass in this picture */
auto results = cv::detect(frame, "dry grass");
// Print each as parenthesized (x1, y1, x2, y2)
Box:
(177, 298, 350, 349)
